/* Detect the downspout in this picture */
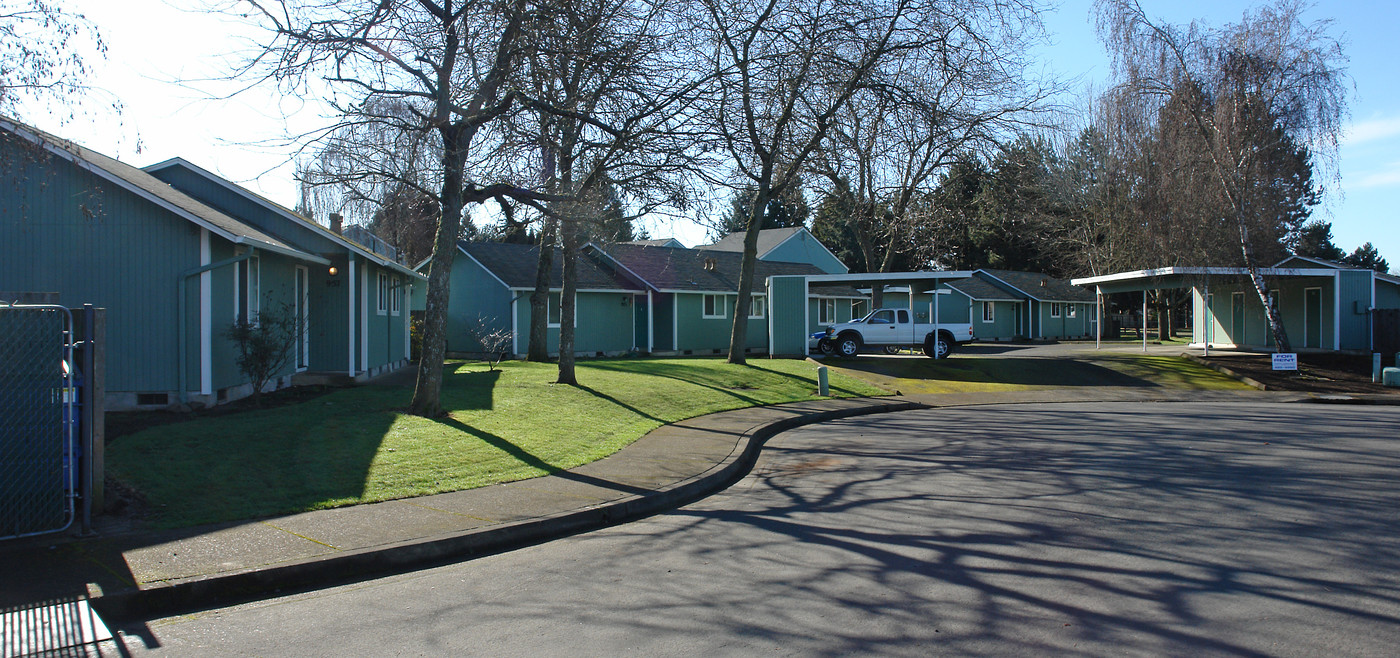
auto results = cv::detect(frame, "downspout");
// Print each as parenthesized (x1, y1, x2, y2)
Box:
(178, 249, 255, 405)
(1095, 286, 1102, 350)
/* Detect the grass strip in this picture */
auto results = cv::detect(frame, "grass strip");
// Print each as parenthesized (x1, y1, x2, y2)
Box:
(108, 358, 885, 528)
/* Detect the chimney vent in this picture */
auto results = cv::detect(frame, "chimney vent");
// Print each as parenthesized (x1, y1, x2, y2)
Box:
(329, 213, 344, 234)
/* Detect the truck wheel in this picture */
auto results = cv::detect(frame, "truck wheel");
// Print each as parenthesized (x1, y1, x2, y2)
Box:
(924, 331, 955, 359)
(816, 337, 835, 356)
(836, 334, 862, 358)
(883, 345, 901, 355)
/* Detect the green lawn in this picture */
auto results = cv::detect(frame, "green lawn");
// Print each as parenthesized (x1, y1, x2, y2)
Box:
(108, 358, 884, 528)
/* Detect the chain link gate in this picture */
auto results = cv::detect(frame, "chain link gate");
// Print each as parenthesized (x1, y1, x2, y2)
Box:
(0, 304, 77, 539)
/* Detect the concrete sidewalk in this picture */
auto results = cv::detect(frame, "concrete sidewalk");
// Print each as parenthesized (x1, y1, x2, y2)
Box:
(1, 387, 1390, 624)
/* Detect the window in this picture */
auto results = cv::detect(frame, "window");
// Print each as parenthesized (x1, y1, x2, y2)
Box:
(1050, 302, 1062, 318)
(702, 294, 726, 319)
(237, 256, 261, 325)
(818, 298, 836, 324)
(896, 309, 909, 324)
(390, 276, 402, 316)
(851, 299, 866, 318)
(377, 272, 389, 315)
(749, 294, 765, 319)
(982, 301, 995, 323)
(870, 309, 895, 324)
(548, 292, 563, 326)
(1067, 304, 1077, 319)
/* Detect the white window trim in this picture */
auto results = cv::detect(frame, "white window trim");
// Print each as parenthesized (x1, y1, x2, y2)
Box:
(749, 294, 765, 319)
(1050, 302, 1061, 318)
(818, 298, 836, 324)
(702, 294, 726, 319)
(547, 291, 564, 328)
(850, 299, 866, 319)
(377, 271, 389, 316)
(390, 274, 402, 316)
(982, 301, 995, 323)
(1067, 303, 1077, 319)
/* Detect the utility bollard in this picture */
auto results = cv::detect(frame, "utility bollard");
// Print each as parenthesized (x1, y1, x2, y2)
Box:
(817, 366, 830, 396)
(1375, 353, 1384, 383)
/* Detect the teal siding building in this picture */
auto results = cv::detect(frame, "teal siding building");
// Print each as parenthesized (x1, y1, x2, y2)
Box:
(144, 158, 422, 381)
(0, 119, 330, 409)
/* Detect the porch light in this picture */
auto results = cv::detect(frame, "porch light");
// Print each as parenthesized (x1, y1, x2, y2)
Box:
(329, 266, 339, 276)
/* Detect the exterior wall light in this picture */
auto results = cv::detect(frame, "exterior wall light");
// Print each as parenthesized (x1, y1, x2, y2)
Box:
(329, 266, 339, 276)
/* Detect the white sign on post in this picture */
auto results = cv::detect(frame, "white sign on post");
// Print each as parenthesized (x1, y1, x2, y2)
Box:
(1272, 353, 1298, 371)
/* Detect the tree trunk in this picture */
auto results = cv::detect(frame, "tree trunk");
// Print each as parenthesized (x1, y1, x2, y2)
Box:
(410, 125, 469, 417)
(527, 215, 556, 362)
(727, 184, 771, 365)
(556, 214, 579, 384)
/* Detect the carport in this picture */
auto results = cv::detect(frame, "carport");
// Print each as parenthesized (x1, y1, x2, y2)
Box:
(1071, 265, 1367, 353)
(766, 270, 974, 357)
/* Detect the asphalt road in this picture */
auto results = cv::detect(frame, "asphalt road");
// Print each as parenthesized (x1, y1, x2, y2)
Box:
(106, 402, 1400, 656)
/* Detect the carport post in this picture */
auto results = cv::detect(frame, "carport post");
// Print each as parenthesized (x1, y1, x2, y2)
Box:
(1095, 286, 1102, 349)
(1202, 277, 1210, 357)
(1142, 290, 1148, 353)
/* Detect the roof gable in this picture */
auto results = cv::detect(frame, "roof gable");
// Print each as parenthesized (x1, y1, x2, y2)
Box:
(977, 269, 1095, 302)
(0, 118, 324, 264)
(1273, 255, 1346, 269)
(143, 157, 421, 278)
(699, 227, 803, 257)
(945, 277, 1023, 302)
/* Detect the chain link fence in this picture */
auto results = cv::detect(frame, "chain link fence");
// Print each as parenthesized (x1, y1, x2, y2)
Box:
(0, 304, 75, 540)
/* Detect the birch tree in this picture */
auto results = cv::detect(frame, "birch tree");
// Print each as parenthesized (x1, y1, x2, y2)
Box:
(1095, 0, 1348, 353)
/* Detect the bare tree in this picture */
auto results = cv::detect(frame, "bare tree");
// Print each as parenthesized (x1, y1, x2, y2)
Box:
(813, 0, 1051, 303)
(1096, 0, 1348, 353)
(231, 0, 573, 416)
(696, 0, 944, 364)
(0, 0, 111, 123)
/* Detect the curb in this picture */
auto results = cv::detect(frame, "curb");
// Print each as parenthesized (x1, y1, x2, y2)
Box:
(91, 397, 925, 622)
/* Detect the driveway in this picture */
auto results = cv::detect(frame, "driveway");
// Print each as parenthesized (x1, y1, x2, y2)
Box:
(110, 402, 1400, 656)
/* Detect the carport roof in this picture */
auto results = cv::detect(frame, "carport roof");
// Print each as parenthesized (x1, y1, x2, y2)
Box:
(1071, 267, 1347, 294)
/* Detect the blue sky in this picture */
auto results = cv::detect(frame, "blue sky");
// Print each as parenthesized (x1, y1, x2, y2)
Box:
(30, 0, 1397, 269)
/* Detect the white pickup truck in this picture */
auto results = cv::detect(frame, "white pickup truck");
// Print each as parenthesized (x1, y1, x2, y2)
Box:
(817, 308, 974, 359)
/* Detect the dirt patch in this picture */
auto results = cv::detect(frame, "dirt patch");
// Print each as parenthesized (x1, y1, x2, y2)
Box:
(1197, 353, 1399, 394)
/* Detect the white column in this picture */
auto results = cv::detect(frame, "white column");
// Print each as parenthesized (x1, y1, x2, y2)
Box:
(199, 229, 212, 395)
(347, 255, 356, 376)
(1203, 277, 1211, 356)
(1142, 289, 1148, 353)
(647, 290, 654, 352)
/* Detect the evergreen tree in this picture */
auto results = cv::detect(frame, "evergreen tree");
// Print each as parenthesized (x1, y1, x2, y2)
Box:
(1342, 242, 1390, 273)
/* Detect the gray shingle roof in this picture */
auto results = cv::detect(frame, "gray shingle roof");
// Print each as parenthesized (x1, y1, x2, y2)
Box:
(0, 118, 319, 262)
(698, 227, 803, 258)
(978, 269, 1096, 302)
(593, 242, 859, 295)
(945, 277, 1023, 302)
(460, 241, 643, 291)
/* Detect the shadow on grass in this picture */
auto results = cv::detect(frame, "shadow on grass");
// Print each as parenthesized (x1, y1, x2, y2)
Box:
(835, 356, 1159, 388)
(743, 361, 872, 397)
(575, 384, 667, 423)
(432, 416, 652, 496)
(437, 367, 501, 411)
(585, 361, 766, 405)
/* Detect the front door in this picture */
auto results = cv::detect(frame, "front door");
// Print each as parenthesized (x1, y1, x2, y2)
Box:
(1231, 292, 1246, 346)
(1304, 287, 1321, 348)
(634, 294, 648, 351)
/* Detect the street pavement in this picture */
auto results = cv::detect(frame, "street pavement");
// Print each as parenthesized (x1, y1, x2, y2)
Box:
(100, 401, 1400, 656)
